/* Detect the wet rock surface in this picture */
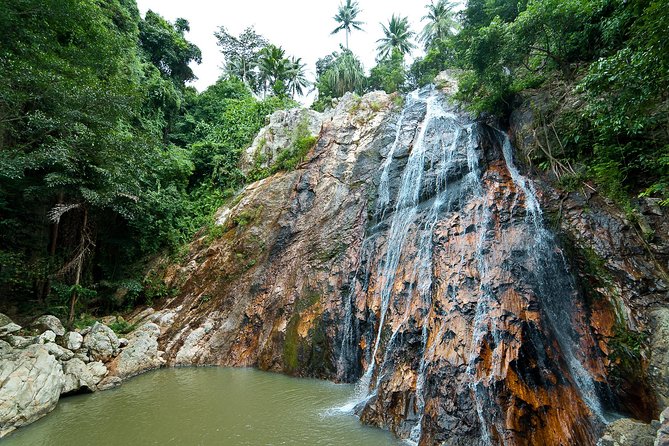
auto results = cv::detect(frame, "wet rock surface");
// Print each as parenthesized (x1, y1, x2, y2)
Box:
(5, 82, 667, 444)
(148, 84, 669, 445)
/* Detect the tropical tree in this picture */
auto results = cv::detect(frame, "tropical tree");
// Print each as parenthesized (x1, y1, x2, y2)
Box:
(313, 49, 366, 110)
(215, 26, 268, 91)
(140, 11, 202, 86)
(286, 57, 310, 98)
(257, 45, 292, 97)
(369, 49, 407, 93)
(377, 15, 416, 60)
(331, 0, 364, 49)
(418, 0, 459, 50)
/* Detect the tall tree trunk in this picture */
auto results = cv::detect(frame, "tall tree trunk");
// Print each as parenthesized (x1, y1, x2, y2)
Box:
(68, 207, 87, 326)
(40, 191, 64, 303)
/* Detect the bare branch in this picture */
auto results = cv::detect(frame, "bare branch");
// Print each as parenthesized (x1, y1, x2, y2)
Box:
(47, 203, 81, 224)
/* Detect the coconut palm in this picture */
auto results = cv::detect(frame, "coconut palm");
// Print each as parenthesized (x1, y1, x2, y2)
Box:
(376, 15, 416, 60)
(419, 0, 458, 50)
(331, 0, 364, 49)
(286, 57, 310, 98)
(257, 45, 291, 96)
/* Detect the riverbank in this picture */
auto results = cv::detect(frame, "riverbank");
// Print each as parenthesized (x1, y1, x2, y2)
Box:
(0, 308, 172, 438)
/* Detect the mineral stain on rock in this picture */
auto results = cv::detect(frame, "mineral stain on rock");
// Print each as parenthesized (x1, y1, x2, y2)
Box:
(148, 81, 668, 445)
(4, 78, 667, 445)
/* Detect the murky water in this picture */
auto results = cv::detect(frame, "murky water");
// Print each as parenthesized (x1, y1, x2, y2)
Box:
(4, 368, 402, 446)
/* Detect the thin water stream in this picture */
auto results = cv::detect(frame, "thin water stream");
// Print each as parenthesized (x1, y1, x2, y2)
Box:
(3, 368, 402, 446)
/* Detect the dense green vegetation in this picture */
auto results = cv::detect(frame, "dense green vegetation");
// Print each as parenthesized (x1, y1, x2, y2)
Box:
(0, 0, 293, 322)
(314, 0, 668, 209)
(438, 0, 669, 206)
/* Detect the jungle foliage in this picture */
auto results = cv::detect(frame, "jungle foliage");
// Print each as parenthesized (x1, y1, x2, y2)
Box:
(0, 0, 293, 322)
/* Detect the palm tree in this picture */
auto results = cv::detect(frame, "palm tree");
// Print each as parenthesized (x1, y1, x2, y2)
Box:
(331, 0, 364, 49)
(321, 50, 366, 97)
(286, 57, 310, 98)
(419, 0, 458, 50)
(376, 15, 416, 60)
(257, 45, 291, 96)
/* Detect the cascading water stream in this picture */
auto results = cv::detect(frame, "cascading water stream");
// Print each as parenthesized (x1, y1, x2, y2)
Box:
(500, 134, 607, 422)
(334, 85, 607, 445)
(365, 92, 440, 382)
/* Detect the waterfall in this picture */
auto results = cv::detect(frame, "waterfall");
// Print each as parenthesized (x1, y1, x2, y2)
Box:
(334, 85, 606, 445)
(500, 134, 607, 422)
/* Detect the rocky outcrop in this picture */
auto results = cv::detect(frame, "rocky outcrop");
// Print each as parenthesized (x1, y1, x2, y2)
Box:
(6, 81, 666, 444)
(240, 107, 323, 175)
(82, 322, 120, 362)
(147, 83, 669, 445)
(0, 344, 63, 437)
(598, 418, 658, 446)
(100, 321, 165, 385)
(30, 315, 65, 337)
(0, 312, 173, 438)
(656, 408, 669, 446)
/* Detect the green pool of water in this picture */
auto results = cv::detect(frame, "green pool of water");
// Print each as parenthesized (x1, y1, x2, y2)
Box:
(4, 367, 402, 445)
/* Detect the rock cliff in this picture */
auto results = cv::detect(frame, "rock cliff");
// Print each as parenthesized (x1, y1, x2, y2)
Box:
(151, 81, 668, 445)
(3, 79, 666, 445)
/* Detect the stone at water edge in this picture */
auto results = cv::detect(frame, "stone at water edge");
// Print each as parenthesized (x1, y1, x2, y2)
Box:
(61, 358, 108, 394)
(101, 322, 165, 382)
(30, 315, 65, 337)
(0, 344, 64, 438)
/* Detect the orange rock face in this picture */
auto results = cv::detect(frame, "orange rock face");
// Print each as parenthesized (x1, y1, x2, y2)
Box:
(154, 88, 663, 445)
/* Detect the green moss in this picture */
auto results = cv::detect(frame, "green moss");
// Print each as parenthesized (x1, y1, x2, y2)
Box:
(282, 290, 324, 374)
(232, 206, 263, 228)
(247, 144, 271, 182)
(392, 94, 405, 109)
(316, 242, 347, 262)
(306, 315, 331, 375)
(283, 313, 300, 373)
(369, 100, 383, 113)
(73, 313, 98, 330)
(204, 223, 225, 245)
(294, 291, 321, 312)
(108, 319, 136, 335)
(608, 323, 647, 379)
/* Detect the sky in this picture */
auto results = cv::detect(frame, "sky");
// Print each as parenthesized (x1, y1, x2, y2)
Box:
(135, 0, 431, 97)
